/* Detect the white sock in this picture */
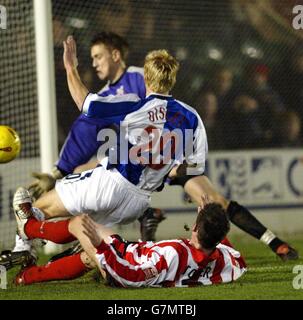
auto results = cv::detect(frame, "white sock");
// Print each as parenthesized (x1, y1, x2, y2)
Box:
(260, 229, 276, 245)
(32, 207, 45, 221)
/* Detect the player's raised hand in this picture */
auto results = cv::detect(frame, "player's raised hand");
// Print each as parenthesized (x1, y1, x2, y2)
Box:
(63, 35, 79, 71)
(198, 194, 213, 212)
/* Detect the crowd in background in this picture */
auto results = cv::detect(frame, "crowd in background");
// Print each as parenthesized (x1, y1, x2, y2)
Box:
(52, 0, 303, 151)
(194, 58, 303, 150)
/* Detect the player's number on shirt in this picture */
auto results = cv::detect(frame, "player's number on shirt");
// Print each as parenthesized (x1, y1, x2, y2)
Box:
(64, 170, 94, 182)
(132, 125, 177, 170)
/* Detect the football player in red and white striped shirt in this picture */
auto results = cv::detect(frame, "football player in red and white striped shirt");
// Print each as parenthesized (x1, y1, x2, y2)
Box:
(15, 198, 246, 287)
(88, 203, 246, 287)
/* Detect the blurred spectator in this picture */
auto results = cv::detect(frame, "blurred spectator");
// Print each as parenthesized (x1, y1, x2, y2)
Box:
(128, 9, 157, 65)
(52, 18, 77, 148)
(96, 0, 133, 37)
(202, 66, 238, 133)
(209, 66, 237, 112)
(224, 95, 265, 149)
(238, 63, 285, 147)
(278, 48, 303, 141)
(195, 91, 223, 150)
(272, 111, 302, 148)
(244, 63, 284, 114)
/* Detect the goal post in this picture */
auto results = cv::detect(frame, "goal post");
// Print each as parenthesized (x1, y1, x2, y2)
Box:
(0, 0, 58, 251)
(34, 0, 60, 254)
(34, 0, 58, 172)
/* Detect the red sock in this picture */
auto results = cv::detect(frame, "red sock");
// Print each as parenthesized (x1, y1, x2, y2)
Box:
(25, 218, 76, 244)
(21, 253, 87, 285)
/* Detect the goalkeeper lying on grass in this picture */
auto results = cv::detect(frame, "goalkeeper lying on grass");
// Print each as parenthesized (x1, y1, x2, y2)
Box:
(14, 196, 246, 287)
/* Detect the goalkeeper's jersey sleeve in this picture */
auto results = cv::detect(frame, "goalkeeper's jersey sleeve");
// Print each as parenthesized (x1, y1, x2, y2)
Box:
(95, 236, 247, 288)
(56, 67, 145, 175)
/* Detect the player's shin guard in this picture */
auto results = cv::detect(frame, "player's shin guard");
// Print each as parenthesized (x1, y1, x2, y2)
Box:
(15, 253, 87, 285)
(24, 218, 76, 244)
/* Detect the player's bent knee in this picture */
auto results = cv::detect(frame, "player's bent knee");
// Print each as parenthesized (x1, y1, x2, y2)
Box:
(80, 251, 96, 269)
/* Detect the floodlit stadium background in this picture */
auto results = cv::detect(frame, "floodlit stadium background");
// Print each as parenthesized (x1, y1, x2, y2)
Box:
(0, 0, 303, 248)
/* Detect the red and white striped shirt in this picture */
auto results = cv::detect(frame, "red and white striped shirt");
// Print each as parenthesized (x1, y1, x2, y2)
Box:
(95, 236, 246, 288)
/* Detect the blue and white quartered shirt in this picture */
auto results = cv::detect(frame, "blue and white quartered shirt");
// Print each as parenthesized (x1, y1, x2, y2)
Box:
(82, 93, 208, 192)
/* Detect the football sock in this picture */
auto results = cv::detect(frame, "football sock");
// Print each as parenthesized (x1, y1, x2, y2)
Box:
(266, 235, 285, 252)
(25, 217, 76, 244)
(32, 207, 45, 221)
(21, 253, 87, 284)
(227, 201, 267, 239)
(227, 201, 283, 252)
(262, 232, 284, 252)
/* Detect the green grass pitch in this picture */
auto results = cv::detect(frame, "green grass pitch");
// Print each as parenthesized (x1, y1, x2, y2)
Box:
(1, 234, 303, 300)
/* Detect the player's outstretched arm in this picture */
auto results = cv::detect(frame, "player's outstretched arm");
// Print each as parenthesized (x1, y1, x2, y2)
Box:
(63, 35, 89, 110)
(69, 214, 115, 274)
(80, 214, 115, 246)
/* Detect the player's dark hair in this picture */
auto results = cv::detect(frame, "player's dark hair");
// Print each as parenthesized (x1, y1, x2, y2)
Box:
(91, 32, 129, 61)
(196, 203, 230, 250)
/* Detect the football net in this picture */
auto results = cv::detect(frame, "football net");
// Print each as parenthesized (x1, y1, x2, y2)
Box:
(0, 0, 40, 249)
(1, 0, 302, 248)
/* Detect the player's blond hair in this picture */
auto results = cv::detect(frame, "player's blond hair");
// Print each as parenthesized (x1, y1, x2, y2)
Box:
(144, 50, 179, 94)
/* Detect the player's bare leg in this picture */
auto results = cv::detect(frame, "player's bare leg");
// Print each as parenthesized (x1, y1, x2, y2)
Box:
(69, 214, 113, 278)
(184, 175, 229, 209)
(33, 188, 71, 219)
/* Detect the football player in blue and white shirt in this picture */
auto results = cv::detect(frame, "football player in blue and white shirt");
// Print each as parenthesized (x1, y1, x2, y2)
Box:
(13, 49, 207, 244)
(11, 32, 152, 256)
(58, 35, 299, 261)
(12, 33, 297, 263)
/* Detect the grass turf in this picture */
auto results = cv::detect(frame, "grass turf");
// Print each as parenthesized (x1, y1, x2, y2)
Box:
(1, 234, 303, 300)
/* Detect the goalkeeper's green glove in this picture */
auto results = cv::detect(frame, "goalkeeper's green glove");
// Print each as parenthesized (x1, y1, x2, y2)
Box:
(28, 167, 64, 201)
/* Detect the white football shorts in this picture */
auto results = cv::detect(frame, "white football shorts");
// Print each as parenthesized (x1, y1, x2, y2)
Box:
(55, 165, 151, 226)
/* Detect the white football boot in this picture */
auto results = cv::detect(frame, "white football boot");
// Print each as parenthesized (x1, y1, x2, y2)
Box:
(13, 234, 32, 252)
(13, 187, 33, 240)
